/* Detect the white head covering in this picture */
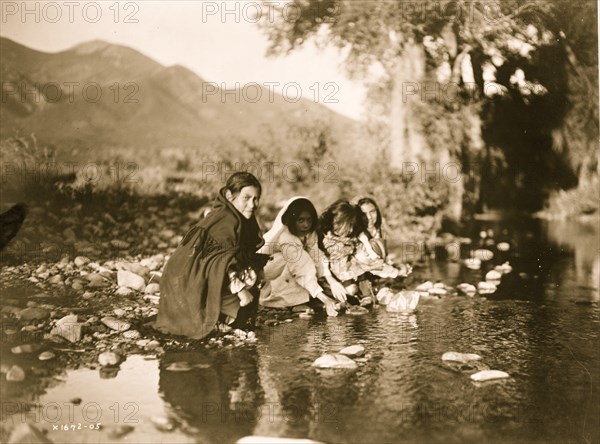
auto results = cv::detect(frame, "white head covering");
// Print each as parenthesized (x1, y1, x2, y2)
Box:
(258, 196, 311, 254)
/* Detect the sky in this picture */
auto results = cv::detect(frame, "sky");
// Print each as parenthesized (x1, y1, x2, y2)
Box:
(0, 0, 366, 120)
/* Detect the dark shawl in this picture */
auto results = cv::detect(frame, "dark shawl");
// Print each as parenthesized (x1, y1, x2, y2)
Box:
(155, 188, 266, 339)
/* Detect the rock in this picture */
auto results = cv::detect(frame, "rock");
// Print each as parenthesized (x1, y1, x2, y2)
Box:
(113, 308, 126, 317)
(136, 339, 151, 347)
(151, 415, 175, 432)
(457, 283, 477, 295)
(122, 330, 140, 340)
(86, 273, 110, 288)
(376, 287, 394, 305)
(485, 270, 502, 281)
(145, 283, 160, 294)
(415, 281, 433, 292)
(11, 344, 40, 354)
(48, 274, 64, 284)
(140, 256, 162, 271)
(99, 367, 120, 379)
(237, 437, 322, 444)
(442, 352, 482, 362)
(339, 345, 365, 357)
(108, 425, 134, 439)
(7, 423, 53, 443)
(298, 310, 313, 319)
(346, 306, 369, 316)
(386, 291, 420, 313)
(74, 256, 90, 267)
(117, 261, 150, 277)
(117, 270, 145, 291)
(115, 286, 134, 296)
(470, 370, 510, 382)
(88, 263, 113, 274)
(6, 365, 26, 381)
(51, 314, 83, 343)
(2, 306, 22, 315)
(478, 281, 497, 295)
(495, 262, 513, 274)
(473, 249, 494, 261)
(18, 307, 50, 321)
(82, 291, 95, 299)
(72, 282, 84, 290)
(101, 316, 131, 332)
(98, 351, 121, 367)
(464, 258, 481, 270)
(63, 227, 77, 241)
(291, 304, 311, 313)
(160, 229, 176, 240)
(38, 351, 56, 361)
(110, 239, 130, 249)
(166, 362, 193, 372)
(143, 295, 160, 304)
(428, 287, 447, 296)
(312, 354, 357, 369)
(496, 242, 510, 251)
(145, 340, 161, 351)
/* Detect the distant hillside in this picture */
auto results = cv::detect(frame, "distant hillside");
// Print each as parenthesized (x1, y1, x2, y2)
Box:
(0, 37, 357, 160)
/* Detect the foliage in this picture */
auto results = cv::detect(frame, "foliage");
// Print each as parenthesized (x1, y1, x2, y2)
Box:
(261, 0, 599, 218)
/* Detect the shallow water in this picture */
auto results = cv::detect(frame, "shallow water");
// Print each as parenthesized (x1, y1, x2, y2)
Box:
(2, 217, 599, 443)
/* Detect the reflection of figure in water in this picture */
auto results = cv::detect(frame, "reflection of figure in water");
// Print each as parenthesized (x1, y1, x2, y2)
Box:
(158, 349, 264, 442)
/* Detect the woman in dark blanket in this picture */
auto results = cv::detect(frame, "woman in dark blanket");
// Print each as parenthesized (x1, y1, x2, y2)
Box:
(155, 172, 270, 339)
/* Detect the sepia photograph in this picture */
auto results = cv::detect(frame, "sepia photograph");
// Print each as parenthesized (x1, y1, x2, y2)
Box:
(0, 1, 598, 443)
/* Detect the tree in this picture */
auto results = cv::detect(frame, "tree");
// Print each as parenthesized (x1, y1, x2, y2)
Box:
(261, 0, 598, 218)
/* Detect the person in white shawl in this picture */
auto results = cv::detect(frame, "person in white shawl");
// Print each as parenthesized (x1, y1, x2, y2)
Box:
(258, 197, 344, 316)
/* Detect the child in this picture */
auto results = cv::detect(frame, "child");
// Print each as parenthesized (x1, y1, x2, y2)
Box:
(318, 200, 406, 302)
(356, 196, 412, 272)
(258, 197, 341, 316)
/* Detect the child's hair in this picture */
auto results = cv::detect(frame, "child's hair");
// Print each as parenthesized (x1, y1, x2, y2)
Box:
(318, 200, 365, 246)
(225, 172, 262, 197)
(281, 198, 318, 236)
(357, 197, 382, 231)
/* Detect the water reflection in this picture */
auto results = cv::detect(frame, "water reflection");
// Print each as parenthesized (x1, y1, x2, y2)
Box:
(1, 218, 598, 443)
(158, 349, 263, 443)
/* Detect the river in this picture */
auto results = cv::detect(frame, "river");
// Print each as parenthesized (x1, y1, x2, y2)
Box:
(1, 217, 598, 443)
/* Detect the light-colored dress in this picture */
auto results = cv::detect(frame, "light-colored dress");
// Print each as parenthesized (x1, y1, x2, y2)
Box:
(322, 231, 398, 282)
(258, 197, 330, 308)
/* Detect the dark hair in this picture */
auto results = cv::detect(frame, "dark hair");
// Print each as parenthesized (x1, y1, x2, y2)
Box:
(318, 200, 365, 244)
(281, 198, 318, 236)
(225, 172, 262, 197)
(357, 197, 382, 231)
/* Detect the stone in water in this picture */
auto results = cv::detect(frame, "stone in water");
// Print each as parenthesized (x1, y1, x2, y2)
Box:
(470, 370, 509, 382)
(386, 291, 420, 313)
(338, 345, 365, 358)
(312, 354, 357, 369)
(442, 352, 482, 362)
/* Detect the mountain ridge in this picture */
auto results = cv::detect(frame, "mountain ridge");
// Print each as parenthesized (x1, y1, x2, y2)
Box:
(0, 37, 357, 159)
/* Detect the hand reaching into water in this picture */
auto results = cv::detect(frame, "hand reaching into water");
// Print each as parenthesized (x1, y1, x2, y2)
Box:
(326, 276, 348, 302)
(316, 292, 339, 317)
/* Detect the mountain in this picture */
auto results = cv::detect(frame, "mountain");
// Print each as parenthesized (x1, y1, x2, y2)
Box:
(0, 37, 357, 159)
